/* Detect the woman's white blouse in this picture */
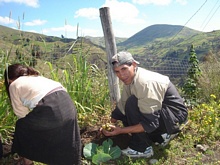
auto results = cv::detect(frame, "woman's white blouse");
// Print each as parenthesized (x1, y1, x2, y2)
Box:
(9, 76, 66, 118)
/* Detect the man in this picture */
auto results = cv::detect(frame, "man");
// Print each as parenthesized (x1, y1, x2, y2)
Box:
(102, 51, 188, 158)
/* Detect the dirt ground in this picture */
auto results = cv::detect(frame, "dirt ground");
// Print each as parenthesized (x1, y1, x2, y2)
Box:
(1, 126, 220, 164)
(80, 126, 130, 149)
(0, 126, 130, 165)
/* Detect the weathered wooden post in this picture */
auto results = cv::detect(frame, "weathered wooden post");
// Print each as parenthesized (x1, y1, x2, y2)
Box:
(99, 7, 121, 104)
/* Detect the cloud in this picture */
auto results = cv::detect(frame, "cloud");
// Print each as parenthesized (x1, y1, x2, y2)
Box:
(78, 28, 101, 37)
(0, 16, 15, 24)
(74, 0, 146, 25)
(132, 0, 172, 5)
(24, 19, 47, 26)
(0, 0, 39, 7)
(26, 29, 38, 33)
(73, 0, 148, 37)
(102, 0, 145, 24)
(74, 8, 99, 20)
(48, 25, 76, 33)
(41, 25, 79, 38)
(41, 24, 102, 38)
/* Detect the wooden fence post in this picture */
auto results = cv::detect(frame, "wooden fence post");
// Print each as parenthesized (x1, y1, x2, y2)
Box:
(99, 7, 121, 104)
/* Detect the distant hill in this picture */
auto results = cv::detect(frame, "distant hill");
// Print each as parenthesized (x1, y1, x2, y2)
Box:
(109, 24, 220, 84)
(86, 24, 219, 62)
(1, 24, 220, 85)
(1, 24, 220, 75)
(0, 25, 107, 69)
(85, 36, 127, 48)
(0, 25, 75, 44)
(118, 24, 201, 47)
(110, 24, 220, 62)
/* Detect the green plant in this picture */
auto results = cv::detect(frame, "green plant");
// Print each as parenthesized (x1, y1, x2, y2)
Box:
(83, 138, 121, 165)
(0, 51, 16, 143)
(182, 44, 202, 106)
(45, 49, 110, 127)
(188, 94, 220, 143)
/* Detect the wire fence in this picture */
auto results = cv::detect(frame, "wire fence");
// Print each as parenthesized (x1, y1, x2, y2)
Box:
(1, 46, 191, 86)
(1, 49, 189, 84)
(135, 56, 190, 86)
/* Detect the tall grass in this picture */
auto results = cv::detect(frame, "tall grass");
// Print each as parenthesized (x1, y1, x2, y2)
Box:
(0, 51, 16, 143)
(44, 48, 111, 127)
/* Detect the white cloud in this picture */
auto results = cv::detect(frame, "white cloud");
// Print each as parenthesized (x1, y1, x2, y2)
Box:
(74, 8, 99, 20)
(76, 28, 100, 37)
(41, 25, 79, 38)
(132, 0, 172, 5)
(73, 0, 148, 37)
(24, 19, 47, 26)
(41, 25, 101, 38)
(26, 29, 38, 33)
(48, 25, 77, 33)
(74, 0, 146, 25)
(0, 16, 15, 24)
(102, 0, 145, 24)
(0, 0, 39, 7)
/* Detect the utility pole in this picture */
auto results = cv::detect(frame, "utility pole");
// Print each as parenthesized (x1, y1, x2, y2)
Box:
(99, 7, 121, 104)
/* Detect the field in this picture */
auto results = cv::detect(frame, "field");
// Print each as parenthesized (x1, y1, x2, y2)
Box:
(0, 37, 220, 164)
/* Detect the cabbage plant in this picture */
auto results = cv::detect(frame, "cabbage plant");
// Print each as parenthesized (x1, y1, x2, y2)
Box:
(83, 138, 121, 164)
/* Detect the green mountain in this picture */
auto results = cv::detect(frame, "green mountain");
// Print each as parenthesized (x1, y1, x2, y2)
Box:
(1, 24, 220, 80)
(118, 24, 201, 47)
(2, 24, 219, 63)
(85, 36, 127, 48)
(115, 24, 220, 63)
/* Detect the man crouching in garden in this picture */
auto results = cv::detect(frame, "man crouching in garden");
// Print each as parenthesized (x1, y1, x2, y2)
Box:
(101, 51, 188, 158)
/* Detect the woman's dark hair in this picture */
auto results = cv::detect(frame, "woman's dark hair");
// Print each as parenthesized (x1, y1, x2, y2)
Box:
(4, 63, 40, 99)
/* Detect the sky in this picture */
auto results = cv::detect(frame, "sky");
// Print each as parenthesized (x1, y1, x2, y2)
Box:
(0, 0, 220, 39)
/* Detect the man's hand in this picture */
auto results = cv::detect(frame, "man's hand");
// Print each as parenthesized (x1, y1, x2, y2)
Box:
(101, 124, 121, 136)
(100, 123, 145, 137)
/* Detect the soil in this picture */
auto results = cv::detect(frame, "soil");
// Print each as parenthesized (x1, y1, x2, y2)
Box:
(80, 126, 130, 149)
(0, 126, 130, 165)
(1, 126, 220, 164)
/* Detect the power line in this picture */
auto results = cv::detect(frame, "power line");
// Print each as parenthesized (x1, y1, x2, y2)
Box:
(202, 0, 220, 31)
(200, 0, 219, 29)
(169, 0, 208, 43)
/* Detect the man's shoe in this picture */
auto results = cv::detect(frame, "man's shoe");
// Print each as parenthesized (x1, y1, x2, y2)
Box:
(122, 146, 154, 158)
(155, 133, 178, 147)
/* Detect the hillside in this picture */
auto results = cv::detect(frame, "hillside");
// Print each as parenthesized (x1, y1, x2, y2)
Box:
(118, 24, 201, 47)
(114, 24, 220, 84)
(84, 24, 220, 63)
(115, 24, 220, 66)
(1, 24, 220, 79)
(0, 25, 107, 69)
(85, 36, 127, 48)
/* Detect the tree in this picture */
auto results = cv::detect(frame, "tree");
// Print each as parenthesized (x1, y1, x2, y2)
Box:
(182, 44, 202, 107)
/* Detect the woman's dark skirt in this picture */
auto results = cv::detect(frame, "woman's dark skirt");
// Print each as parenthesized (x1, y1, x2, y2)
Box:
(12, 90, 82, 165)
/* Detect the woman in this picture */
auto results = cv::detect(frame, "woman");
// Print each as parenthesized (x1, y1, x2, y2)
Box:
(4, 64, 81, 165)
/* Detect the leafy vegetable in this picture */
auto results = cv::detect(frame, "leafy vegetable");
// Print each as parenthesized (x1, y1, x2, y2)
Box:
(83, 138, 121, 164)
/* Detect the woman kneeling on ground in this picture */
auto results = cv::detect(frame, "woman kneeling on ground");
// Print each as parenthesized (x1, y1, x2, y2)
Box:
(4, 63, 81, 165)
